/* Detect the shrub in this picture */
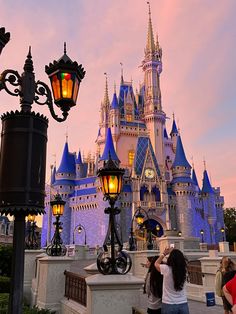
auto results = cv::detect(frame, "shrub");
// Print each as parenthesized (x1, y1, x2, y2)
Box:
(0, 293, 9, 312)
(0, 245, 13, 277)
(0, 277, 10, 293)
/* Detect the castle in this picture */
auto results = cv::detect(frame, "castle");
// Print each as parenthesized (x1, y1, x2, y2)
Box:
(41, 7, 224, 248)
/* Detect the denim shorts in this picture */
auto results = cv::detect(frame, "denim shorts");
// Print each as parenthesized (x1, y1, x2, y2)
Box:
(162, 302, 189, 314)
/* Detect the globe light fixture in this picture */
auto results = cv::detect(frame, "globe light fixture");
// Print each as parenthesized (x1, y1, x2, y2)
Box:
(200, 229, 204, 243)
(220, 227, 225, 242)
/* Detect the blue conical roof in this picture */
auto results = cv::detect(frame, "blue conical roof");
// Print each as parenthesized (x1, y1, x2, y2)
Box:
(57, 142, 75, 174)
(76, 151, 82, 164)
(202, 170, 214, 194)
(192, 168, 199, 188)
(51, 166, 56, 185)
(111, 92, 119, 109)
(164, 128, 168, 139)
(100, 128, 119, 162)
(170, 119, 178, 136)
(172, 136, 191, 168)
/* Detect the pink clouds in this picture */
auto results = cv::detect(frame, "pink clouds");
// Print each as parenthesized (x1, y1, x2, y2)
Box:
(0, 0, 236, 207)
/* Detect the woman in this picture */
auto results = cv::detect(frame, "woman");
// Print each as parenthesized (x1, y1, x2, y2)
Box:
(144, 256, 163, 314)
(215, 257, 236, 314)
(154, 248, 189, 314)
(223, 274, 236, 314)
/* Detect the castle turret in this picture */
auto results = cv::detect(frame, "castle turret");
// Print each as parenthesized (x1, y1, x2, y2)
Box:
(201, 169, 217, 243)
(192, 168, 200, 192)
(99, 127, 119, 167)
(172, 136, 195, 238)
(170, 115, 179, 152)
(142, 3, 165, 171)
(110, 87, 120, 147)
(76, 150, 83, 178)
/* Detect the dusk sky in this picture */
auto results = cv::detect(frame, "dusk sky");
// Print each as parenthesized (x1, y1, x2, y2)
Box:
(1, 0, 236, 211)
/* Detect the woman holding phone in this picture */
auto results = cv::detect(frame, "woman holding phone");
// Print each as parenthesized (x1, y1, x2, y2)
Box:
(154, 248, 189, 314)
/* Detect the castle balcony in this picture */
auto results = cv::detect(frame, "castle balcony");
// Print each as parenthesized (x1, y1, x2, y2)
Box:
(140, 201, 165, 216)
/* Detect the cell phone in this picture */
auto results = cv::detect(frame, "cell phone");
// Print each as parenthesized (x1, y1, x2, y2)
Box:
(170, 243, 175, 248)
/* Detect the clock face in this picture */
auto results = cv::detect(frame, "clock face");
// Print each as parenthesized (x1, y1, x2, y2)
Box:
(144, 168, 155, 179)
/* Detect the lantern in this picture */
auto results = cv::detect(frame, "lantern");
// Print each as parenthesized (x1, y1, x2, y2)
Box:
(50, 193, 65, 216)
(97, 156, 125, 200)
(135, 209, 144, 226)
(45, 43, 85, 114)
(27, 214, 36, 223)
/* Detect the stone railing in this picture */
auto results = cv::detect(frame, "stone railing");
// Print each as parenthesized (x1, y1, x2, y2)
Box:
(64, 270, 87, 306)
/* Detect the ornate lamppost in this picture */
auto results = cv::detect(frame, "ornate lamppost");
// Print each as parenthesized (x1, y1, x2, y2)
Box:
(200, 229, 204, 243)
(97, 155, 132, 275)
(25, 214, 39, 249)
(73, 223, 87, 245)
(46, 194, 67, 256)
(0, 27, 10, 55)
(129, 207, 153, 251)
(0, 33, 85, 314)
(220, 227, 225, 242)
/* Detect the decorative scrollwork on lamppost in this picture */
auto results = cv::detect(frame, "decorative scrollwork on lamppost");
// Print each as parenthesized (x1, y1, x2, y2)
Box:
(46, 194, 67, 256)
(200, 229, 204, 243)
(129, 206, 154, 251)
(25, 214, 39, 250)
(97, 155, 132, 275)
(0, 27, 10, 55)
(0, 35, 85, 313)
(73, 223, 87, 245)
(220, 227, 225, 242)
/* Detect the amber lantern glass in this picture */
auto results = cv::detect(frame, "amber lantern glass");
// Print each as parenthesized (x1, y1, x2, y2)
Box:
(50, 194, 66, 216)
(27, 214, 36, 223)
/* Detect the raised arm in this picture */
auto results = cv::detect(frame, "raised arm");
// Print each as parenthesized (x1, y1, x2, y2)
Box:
(154, 247, 171, 272)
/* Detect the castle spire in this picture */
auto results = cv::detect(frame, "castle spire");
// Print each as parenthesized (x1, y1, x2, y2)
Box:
(172, 135, 191, 168)
(202, 169, 214, 194)
(57, 142, 75, 174)
(170, 114, 178, 136)
(103, 73, 110, 107)
(100, 128, 119, 163)
(145, 2, 155, 55)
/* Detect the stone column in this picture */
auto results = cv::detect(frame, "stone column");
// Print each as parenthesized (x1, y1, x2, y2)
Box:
(86, 274, 144, 314)
(219, 241, 229, 253)
(34, 255, 73, 312)
(24, 250, 45, 304)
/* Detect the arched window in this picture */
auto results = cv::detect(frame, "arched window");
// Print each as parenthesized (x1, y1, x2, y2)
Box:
(152, 186, 161, 202)
(128, 150, 135, 166)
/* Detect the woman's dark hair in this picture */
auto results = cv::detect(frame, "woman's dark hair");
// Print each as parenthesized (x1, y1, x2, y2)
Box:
(148, 256, 163, 298)
(167, 249, 188, 291)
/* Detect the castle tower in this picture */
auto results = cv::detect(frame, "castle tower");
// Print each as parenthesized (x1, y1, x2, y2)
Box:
(110, 87, 120, 148)
(171, 135, 195, 237)
(201, 169, 217, 243)
(76, 150, 83, 178)
(142, 4, 166, 172)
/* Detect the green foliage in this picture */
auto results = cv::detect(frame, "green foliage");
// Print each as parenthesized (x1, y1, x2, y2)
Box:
(23, 306, 56, 313)
(0, 277, 10, 293)
(0, 294, 55, 313)
(0, 245, 13, 277)
(224, 207, 236, 244)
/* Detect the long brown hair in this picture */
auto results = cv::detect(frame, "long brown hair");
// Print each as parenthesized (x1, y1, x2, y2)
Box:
(167, 249, 188, 291)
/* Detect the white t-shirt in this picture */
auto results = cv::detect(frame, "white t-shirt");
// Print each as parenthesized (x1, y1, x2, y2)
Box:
(160, 264, 187, 304)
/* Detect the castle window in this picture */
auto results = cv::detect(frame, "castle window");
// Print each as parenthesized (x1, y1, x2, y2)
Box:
(60, 186, 62, 188)
(126, 114, 133, 122)
(128, 150, 135, 166)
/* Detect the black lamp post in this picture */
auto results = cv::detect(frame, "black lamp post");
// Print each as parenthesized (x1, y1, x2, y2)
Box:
(97, 155, 132, 275)
(25, 214, 39, 249)
(46, 193, 67, 256)
(129, 207, 153, 251)
(73, 223, 87, 245)
(220, 227, 225, 242)
(0, 34, 85, 314)
(0, 27, 10, 55)
(200, 229, 204, 243)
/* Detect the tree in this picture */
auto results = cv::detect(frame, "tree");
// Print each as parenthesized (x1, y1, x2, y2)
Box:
(224, 207, 236, 244)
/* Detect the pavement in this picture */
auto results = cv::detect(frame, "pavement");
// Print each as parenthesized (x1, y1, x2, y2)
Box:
(188, 300, 223, 314)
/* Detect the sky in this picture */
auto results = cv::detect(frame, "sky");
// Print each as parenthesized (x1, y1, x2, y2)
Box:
(0, 0, 236, 212)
